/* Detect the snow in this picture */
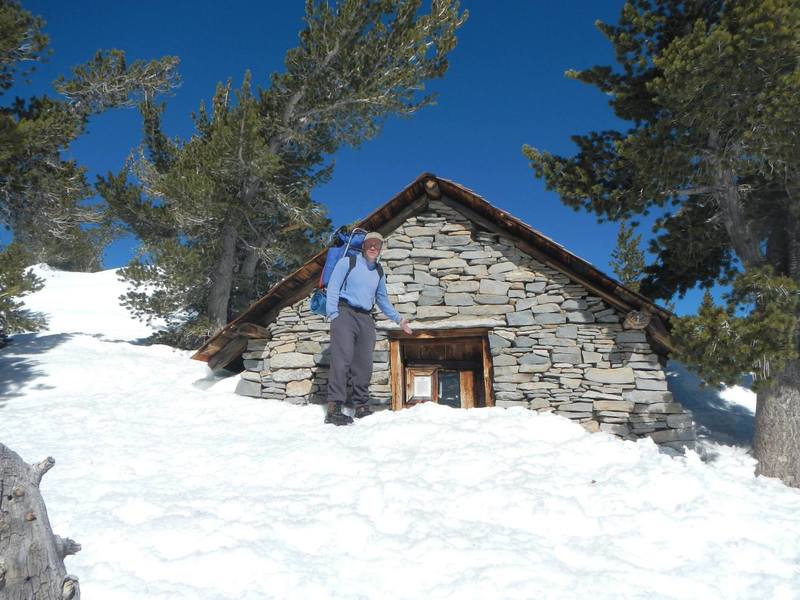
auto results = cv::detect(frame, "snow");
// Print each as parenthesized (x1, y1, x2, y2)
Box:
(2, 267, 800, 599)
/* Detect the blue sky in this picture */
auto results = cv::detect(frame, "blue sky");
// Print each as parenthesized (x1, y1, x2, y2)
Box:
(12, 1, 710, 315)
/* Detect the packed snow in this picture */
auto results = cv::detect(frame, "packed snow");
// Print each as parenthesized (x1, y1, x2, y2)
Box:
(1, 266, 799, 599)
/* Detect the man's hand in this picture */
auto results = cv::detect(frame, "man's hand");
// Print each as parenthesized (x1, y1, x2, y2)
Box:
(400, 319, 413, 335)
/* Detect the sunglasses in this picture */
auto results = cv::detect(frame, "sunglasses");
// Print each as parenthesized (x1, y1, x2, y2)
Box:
(364, 241, 383, 250)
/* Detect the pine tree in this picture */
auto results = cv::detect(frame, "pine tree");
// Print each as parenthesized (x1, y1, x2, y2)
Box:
(104, 0, 468, 347)
(524, 0, 800, 486)
(611, 221, 645, 293)
(0, 0, 179, 270)
(0, 243, 46, 344)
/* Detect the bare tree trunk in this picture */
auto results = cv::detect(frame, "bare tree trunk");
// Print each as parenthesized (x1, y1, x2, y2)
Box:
(206, 220, 238, 329)
(754, 360, 800, 488)
(0, 444, 81, 599)
(239, 242, 262, 300)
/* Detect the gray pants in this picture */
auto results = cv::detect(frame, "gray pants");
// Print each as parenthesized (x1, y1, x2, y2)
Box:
(327, 305, 376, 406)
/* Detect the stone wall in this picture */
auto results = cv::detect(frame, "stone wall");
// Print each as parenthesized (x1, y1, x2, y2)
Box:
(236, 197, 694, 450)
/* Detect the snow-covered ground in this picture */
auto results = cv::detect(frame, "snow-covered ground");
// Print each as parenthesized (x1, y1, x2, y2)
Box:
(1, 266, 799, 599)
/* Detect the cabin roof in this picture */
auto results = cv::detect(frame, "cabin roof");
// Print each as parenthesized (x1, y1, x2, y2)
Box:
(192, 173, 673, 369)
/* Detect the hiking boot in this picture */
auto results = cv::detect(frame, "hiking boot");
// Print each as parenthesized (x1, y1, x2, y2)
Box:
(353, 404, 372, 419)
(324, 402, 353, 426)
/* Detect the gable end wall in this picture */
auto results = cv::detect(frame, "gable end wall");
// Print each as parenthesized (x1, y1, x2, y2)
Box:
(237, 197, 694, 450)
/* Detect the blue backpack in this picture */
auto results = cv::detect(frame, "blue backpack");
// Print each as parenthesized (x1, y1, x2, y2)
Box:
(309, 227, 384, 316)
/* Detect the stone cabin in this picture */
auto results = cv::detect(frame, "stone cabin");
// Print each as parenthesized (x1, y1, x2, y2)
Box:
(193, 174, 695, 450)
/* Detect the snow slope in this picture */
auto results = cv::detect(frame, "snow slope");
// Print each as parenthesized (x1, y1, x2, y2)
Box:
(1, 267, 799, 599)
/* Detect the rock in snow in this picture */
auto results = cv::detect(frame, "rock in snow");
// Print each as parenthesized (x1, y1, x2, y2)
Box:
(0, 266, 798, 599)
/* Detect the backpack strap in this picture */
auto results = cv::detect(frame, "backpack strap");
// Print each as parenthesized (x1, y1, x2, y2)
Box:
(341, 256, 386, 310)
(340, 254, 358, 291)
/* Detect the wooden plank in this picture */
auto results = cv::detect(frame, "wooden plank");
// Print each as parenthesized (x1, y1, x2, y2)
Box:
(390, 338, 403, 411)
(386, 327, 489, 339)
(236, 322, 271, 339)
(460, 370, 475, 409)
(481, 336, 495, 407)
(208, 335, 248, 371)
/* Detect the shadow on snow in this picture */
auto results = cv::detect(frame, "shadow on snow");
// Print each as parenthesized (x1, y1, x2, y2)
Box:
(667, 360, 755, 448)
(0, 332, 74, 406)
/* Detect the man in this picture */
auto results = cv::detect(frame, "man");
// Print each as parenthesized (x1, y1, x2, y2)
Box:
(324, 231, 413, 425)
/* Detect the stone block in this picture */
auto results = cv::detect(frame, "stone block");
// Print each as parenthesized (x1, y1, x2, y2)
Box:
(381, 249, 411, 260)
(460, 305, 513, 315)
(507, 310, 536, 326)
(488, 262, 516, 275)
(558, 411, 592, 420)
(272, 368, 313, 382)
(600, 423, 630, 436)
(525, 282, 547, 293)
(666, 414, 694, 428)
(447, 280, 480, 293)
(529, 398, 551, 410)
(535, 313, 566, 325)
(479, 279, 511, 295)
(556, 325, 578, 339)
(635, 378, 669, 391)
(585, 367, 635, 384)
(270, 352, 316, 369)
(435, 234, 472, 246)
(461, 250, 495, 259)
(515, 297, 539, 311)
(286, 379, 313, 396)
(562, 299, 588, 310)
(430, 258, 467, 270)
(414, 272, 439, 285)
(623, 390, 673, 404)
(444, 293, 475, 306)
(567, 311, 595, 323)
(416, 306, 457, 319)
(410, 249, 451, 259)
(519, 362, 551, 373)
(560, 401, 593, 412)
(473, 294, 507, 305)
(489, 334, 512, 350)
(593, 400, 634, 412)
(492, 353, 518, 366)
(552, 351, 582, 364)
(582, 420, 601, 433)
(504, 271, 537, 282)
(514, 336, 535, 347)
(531, 303, 560, 314)
(296, 341, 322, 354)
(617, 331, 648, 343)
(235, 378, 263, 397)
(243, 359, 264, 371)
(582, 351, 602, 363)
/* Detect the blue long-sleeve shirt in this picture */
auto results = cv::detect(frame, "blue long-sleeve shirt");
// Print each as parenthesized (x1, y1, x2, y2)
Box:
(326, 254, 402, 323)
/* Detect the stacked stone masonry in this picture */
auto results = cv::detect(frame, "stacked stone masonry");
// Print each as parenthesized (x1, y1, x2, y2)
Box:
(237, 197, 695, 450)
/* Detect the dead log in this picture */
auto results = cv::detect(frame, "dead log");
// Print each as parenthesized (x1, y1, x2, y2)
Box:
(0, 443, 81, 599)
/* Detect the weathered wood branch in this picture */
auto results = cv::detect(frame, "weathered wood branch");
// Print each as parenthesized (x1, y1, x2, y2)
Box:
(0, 444, 81, 600)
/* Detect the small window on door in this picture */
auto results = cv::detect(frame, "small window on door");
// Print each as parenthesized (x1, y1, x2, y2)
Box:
(438, 370, 460, 408)
(406, 367, 437, 405)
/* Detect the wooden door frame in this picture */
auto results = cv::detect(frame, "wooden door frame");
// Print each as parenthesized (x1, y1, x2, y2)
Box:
(388, 328, 494, 410)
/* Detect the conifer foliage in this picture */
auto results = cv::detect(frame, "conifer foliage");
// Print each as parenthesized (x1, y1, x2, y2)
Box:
(525, 0, 800, 486)
(0, 0, 179, 271)
(0, 244, 45, 344)
(610, 222, 645, 293)
(104, 0, 467, 348)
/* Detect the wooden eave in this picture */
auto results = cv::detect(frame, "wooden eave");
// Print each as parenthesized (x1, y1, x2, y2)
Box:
(193, 173, 674, 369)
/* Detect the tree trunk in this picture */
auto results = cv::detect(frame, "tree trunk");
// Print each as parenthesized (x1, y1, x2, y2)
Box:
(754, 359, 800, 488)
(239, 242, 262, 300)
(0, 444, 81, 599)
(207, 219, 238, 329)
